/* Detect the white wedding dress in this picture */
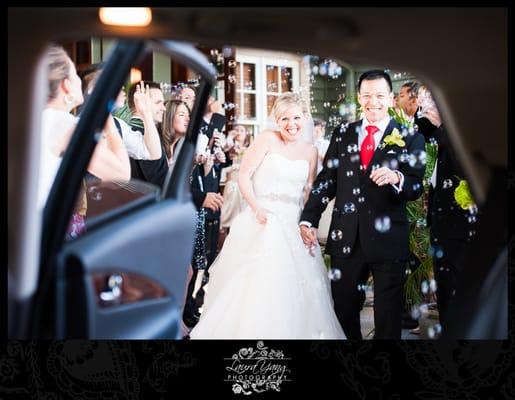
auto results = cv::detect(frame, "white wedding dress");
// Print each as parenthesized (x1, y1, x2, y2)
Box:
(189, 152, 346, 339)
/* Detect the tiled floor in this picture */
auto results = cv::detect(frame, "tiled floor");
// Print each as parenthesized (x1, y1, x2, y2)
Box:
(360, 290, 423, 340)
(360, 304, 421, 340)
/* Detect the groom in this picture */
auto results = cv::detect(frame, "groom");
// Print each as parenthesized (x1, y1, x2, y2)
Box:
(300, 70, 426, 339)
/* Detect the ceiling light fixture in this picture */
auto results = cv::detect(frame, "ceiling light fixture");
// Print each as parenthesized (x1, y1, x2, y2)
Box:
(99, 7, 152, 27)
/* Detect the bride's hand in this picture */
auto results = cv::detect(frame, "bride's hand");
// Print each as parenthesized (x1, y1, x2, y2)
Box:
(300, 225, 317, 246)
(254, 207, 269, 224)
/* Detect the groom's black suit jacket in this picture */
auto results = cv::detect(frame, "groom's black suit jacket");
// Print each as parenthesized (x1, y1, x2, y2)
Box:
(301, 118, 426, 263)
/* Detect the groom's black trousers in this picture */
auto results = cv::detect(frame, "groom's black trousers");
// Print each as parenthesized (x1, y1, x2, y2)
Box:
(331, 238, 405, 340)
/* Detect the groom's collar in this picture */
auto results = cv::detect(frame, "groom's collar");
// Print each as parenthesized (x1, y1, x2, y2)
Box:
(361, 116, 391, 133)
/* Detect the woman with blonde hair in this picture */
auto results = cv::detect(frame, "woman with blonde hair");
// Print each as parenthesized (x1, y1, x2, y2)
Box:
(190, 92, 345, 339)
(39, 44, 130, 237)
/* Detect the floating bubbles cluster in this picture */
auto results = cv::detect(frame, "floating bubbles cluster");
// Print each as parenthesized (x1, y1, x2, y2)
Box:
(311, 180, 332, 195)
(350, 154, 360, 163)
(328, 267, 342, 281)
(357, 283, 373, 292)
(87, 186, 102, 201)
(382, 159, 399, 171)
(408, 149, 427, 168)
(330, 229, 343, 241)
(416, 218, 427, 228)
(442, 179, 453, 189)
(343, 202, 356, 214)
(427, 323, 442, 339)
(326, 158, 339, 169)
(222, 102, 237, 111)
(374, 216, 391, 233)
(428, 244, 444, 259)
(347, 144, 358, 154)
(311, 59, 344, 79)
(339, 103, 358, 119)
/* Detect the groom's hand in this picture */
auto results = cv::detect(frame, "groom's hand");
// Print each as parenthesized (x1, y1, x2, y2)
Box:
(300, 225, 317, 247)
(370, 167, 400, 186)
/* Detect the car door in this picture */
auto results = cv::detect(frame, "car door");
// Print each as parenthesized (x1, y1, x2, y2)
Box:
(26, 39, 217, 339)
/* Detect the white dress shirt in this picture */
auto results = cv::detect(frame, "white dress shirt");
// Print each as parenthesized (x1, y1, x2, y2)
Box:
(360, 116, 404, 192)
(115, 116, 151, 160)
(300, 117, 404, 229)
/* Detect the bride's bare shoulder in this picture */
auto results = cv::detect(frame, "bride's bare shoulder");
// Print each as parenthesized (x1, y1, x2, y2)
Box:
(256, 129, 281, 143)
(300, 141, 317, 154)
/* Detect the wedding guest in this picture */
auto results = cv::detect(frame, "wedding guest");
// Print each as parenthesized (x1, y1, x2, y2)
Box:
(39, 45, 130, 238)
(392, 92, 400, 112)
(184, 96, 233, 327)
(187, 92, 233, 268)
(220, 125, 249, 230)
(126, 81, 170, 186)
(398, 81, 435, 140)
(84, 69, 162, 161)
(161, 99, 203, 335)
(418, 84, 477, 334)
(160, 99, 224, 331)
(177, 85, 196, 110)
(313, 118, 330, 174)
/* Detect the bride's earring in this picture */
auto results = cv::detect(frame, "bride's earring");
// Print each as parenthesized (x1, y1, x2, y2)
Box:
(63, 94, 73, 105)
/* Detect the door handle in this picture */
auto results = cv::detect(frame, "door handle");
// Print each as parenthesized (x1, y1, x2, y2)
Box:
(99, 274, 123, 305)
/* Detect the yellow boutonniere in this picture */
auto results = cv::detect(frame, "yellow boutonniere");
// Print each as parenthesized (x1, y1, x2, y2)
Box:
(381, 128, 406, 148)
(454, 179, 475, 210)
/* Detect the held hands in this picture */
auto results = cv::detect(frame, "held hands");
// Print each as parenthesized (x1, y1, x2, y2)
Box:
(202, 192, 224, 212)
(300, 225, 318, 257)
(370, 167, 400, 187)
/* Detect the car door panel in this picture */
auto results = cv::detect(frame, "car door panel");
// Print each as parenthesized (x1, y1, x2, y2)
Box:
(56, 200, 196, 339)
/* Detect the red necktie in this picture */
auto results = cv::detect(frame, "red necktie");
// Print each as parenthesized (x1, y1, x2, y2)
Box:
(360, 125, 379, 172)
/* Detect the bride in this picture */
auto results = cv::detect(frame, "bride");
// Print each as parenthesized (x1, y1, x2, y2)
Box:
(189, 93, 345, 339)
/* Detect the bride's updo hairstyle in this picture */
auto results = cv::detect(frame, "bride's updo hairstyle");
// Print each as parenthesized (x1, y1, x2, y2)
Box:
(271, 92, 308, 122)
